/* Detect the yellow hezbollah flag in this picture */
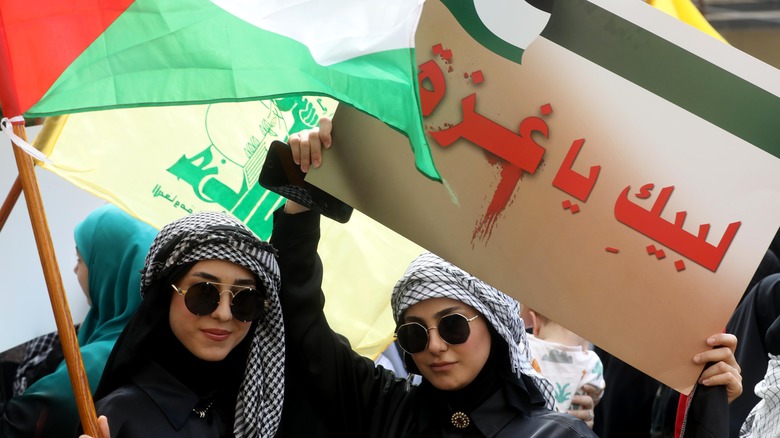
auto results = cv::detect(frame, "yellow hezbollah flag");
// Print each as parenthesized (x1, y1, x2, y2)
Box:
(649, 0, 727, 43)
(33, 98, 422, 358)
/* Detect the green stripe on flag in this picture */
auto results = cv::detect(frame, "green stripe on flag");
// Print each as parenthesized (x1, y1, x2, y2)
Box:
(28, 0, 440, 181)
(542, 1, 780, 160)
(440, 0, 525, 64)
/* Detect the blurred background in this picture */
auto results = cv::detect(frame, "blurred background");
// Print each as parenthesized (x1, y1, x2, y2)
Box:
(699, 0, 780, 67)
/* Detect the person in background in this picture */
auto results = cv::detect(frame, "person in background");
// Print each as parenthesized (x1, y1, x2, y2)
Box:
(11, 330, 69, 400)
(0, 204, 157, 437)
(726, 268, 780, 437)
(594, 245, 776, 438)
(525, 307, 605, 424)
(374, 340, 422, 386)
(739, 314, 780, 437)
(0, 325, 72, 408)
(727, 231, 780, 437)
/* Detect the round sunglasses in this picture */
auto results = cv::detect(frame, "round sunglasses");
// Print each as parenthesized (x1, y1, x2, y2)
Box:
(172, 281, 265, 322)
(395, 313, 480, 354)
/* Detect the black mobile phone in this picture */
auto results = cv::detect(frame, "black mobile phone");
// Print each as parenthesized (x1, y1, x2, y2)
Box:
(259, 140, 353, 223)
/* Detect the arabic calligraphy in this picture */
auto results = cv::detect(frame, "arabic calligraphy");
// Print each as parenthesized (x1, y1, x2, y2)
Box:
(152, 184, 193, 214)
(420, 42, 742, 272)
(152, 97, 332, 239)
(420, 43, 559, 243)
(428, 93, 546, 175)
(614, 184, 741, 272)
(552, 139, 600, 203)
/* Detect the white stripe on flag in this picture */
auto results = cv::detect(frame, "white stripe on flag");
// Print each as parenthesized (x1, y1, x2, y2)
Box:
(210, 0, 425, 65)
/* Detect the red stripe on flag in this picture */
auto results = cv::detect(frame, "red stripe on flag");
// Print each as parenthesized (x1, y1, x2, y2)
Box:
(0, 0, 133, 116)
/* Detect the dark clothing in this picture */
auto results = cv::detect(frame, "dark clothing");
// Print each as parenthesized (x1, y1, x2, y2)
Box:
(594, 346, 730, 438)
(736, 250, 779, 309)
(7, 329, 67, 399)
(768, 315, 780, 356)
(272, 209, 595, 438)
(96, 361, 228, 437)
(725, 273, 780, 437)
(593, 347, 662, 438)
(678, 377, 728, 438)
(92, 210, 288, 437)
(0, 343, 27, 409)
(92, 289, 251, 438)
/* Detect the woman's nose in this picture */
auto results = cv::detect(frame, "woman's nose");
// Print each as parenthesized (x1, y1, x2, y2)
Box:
(210, 292, 233, 321)
(426, 327, 448, 352)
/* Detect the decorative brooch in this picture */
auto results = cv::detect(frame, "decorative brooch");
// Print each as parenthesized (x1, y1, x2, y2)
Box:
(193, 400, 215, 419)
(451, 411, 470, 429)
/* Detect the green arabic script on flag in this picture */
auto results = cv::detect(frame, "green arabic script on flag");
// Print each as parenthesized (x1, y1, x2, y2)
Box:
(37, 96, 332, 240)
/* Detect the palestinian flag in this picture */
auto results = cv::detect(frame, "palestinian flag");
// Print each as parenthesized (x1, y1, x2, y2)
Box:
(0, 0, 441, 178)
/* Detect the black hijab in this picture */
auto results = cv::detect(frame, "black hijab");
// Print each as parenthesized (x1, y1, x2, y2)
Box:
(94, 211, 285, 438)
(726, 273, 780, 436)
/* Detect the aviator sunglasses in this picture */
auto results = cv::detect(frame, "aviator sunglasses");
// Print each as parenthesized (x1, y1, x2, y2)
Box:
(172, 281, 265, 322)
(395, 313, 480, 354)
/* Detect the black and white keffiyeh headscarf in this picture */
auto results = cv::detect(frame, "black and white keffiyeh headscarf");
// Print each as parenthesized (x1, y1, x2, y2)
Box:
(391, 252, 556, 410)
(141, 211, 284, 438)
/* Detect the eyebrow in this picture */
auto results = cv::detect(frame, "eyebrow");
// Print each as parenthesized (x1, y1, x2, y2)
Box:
(405, 305, 463, 323)
(190, 271, 256, 287)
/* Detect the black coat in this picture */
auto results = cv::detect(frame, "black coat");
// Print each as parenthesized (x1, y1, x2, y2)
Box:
(95, 361, 229, 437)
(272, 209, 595, 438)
(725, 273, 780, 437)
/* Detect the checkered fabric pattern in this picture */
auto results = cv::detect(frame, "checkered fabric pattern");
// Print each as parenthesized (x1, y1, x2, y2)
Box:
(142, 211, 284, 438)
(13, 330, 60, 396)
(740, 355, 780, 437)
(271, 185, 315, 213)
(391, 252, 557, 410)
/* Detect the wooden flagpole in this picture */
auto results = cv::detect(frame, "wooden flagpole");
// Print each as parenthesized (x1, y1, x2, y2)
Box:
(0, 175, 21, 233)
(10, 122, 101, 437)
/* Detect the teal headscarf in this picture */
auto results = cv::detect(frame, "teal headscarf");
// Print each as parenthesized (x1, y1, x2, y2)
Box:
(0, 204, 157, 437)
(74, 204, 157, 347)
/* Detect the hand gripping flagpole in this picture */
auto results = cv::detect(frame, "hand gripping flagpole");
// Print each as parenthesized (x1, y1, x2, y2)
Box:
(4, 118, 102, 437)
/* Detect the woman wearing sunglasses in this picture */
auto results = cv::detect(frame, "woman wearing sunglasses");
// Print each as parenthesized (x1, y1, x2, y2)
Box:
(83, 211, 285, 437)
(273, 200, 596, 436)
(271, 122, 743, 437)
(266, 123, 594, 437)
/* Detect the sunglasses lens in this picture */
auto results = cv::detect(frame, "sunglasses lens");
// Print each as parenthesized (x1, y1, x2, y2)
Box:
(184, 283, 220, 316)
(438, 314, 471, 345)
(396, 323, 429, 354)
(231, 288, 265, 322)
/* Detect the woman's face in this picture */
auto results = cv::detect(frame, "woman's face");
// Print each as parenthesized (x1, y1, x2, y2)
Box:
(404, 297, 491, 391)
(169, 259, 255, 361)
(73, 249, 90, 305)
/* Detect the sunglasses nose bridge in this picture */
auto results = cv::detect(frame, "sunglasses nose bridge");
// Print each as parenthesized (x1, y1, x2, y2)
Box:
(425, 325, 450, 351)
(209, 290, 234, 320)
(217, 288, 238, 300)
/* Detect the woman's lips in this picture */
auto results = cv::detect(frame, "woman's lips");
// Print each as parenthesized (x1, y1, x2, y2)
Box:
(202, 328, 231, 341)
(429, 361, 455, 372)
